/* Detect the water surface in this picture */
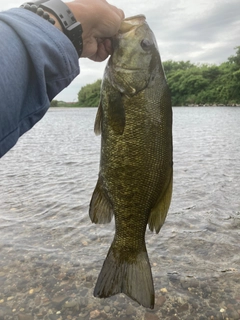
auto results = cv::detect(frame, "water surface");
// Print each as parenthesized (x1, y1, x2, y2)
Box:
(0, 107, 239, 320)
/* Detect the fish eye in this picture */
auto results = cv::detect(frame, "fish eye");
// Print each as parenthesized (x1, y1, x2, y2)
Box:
(141, 39, 152, 51)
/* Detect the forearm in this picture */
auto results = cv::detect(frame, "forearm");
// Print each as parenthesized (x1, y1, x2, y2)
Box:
(0, 0, 124, 158)
(0, 8, 79, 157)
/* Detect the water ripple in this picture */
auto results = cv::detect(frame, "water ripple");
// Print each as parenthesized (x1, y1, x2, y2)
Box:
(0, 107, 239, 318)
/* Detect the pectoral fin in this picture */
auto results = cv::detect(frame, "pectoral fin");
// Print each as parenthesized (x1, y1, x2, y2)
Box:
(89, 177, 113, 224)
(108, 90, 125, 135)
(148, 171, 173, 234)
(94, 89, 125, 136)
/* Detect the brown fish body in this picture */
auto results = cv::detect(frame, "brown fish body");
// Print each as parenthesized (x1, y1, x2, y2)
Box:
(90, 15, 173, 309)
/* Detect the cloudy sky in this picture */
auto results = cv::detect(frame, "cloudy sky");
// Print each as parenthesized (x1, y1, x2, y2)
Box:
(1, 0, 240, 101)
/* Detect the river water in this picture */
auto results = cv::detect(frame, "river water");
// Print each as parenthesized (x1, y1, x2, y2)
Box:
(0, 107, 239, 320)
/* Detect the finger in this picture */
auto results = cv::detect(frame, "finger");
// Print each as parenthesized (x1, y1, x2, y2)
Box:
(100, 0, 125, 20)
(103, 38, 113, 55)
(89, 42, 109, 62)
(110, 6, 125, 20)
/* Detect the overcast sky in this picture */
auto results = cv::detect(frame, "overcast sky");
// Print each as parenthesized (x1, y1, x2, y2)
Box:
(1, 0, 240, 101)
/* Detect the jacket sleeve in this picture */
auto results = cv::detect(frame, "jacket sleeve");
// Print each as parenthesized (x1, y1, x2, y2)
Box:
(0, 8, 80, 158)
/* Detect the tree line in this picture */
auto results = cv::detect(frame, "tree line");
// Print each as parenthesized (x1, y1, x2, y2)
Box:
(163, 46, 240, 106)
(52, 46, 240, 107)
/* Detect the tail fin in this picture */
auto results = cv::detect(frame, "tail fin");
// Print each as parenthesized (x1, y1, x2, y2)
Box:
(94, 245, 154, 309)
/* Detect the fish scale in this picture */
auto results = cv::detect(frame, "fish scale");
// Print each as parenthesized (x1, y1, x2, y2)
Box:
(89, 14, 173, 309)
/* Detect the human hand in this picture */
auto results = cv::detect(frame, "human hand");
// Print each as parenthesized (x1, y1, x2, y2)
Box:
(66, 0, 124, 61)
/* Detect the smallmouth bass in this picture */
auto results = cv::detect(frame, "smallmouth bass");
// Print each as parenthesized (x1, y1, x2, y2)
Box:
(89, 15, 173, 309)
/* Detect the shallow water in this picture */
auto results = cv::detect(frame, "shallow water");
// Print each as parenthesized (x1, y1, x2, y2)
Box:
(0, 107, 239, 320)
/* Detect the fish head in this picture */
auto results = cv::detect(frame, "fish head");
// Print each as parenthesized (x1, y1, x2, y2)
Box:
(108, 15, 161, 96)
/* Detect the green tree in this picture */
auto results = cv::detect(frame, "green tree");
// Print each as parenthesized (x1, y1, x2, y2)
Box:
(163, 60, 194, 74)
(228, 46, 240, 68)
(50, 100, 58, 107)
(77, 47, 240, 107)
(78, 79, 101, 107)
(162, 47, 240, 105)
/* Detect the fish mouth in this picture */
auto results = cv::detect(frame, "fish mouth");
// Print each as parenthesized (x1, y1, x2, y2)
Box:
(120, 15, 146, 33)
(124, 14, 146, 23)
(112, 15, 147, 52)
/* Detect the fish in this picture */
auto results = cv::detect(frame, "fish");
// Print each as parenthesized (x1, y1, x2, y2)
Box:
(89, 15, 173, 309)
